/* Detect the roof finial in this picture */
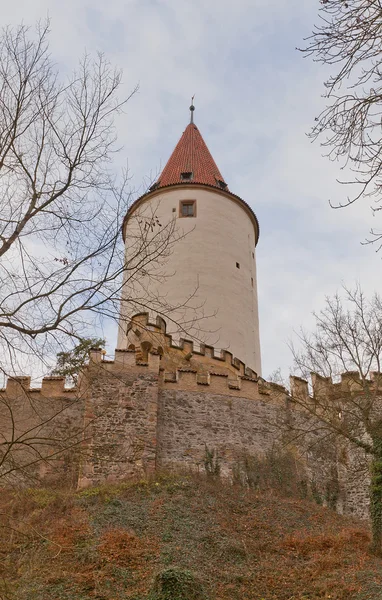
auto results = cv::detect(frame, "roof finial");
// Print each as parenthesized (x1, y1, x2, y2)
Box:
(189, 95, 195, 124)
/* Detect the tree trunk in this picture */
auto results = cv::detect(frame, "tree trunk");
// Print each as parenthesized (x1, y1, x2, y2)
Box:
(370, 439, 382, 556)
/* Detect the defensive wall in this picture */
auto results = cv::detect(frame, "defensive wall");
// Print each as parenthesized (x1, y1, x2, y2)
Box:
(0, 375, 83, 486)
(0, 313, 372, 519)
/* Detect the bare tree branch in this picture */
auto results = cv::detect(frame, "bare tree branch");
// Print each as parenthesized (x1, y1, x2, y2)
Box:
(290, 285, 382, 554)
(301, 0, 382, 247)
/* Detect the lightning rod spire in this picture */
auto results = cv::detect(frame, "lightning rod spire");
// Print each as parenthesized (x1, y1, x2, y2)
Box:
(190, 95, 195, 124)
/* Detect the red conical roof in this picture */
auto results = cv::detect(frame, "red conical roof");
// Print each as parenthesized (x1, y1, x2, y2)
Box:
(156, 122, 228, 191)
(123, 118, 260, 245)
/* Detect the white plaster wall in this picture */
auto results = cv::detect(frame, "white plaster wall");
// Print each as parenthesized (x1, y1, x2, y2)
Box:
(118, 186, 262, 375)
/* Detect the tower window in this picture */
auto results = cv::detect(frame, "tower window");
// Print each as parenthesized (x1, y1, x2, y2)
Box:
(180, 200, 196, 218)
(181, 171, 193, 181)
(216, 178, 228, 190)
(236, 262, 240, 269)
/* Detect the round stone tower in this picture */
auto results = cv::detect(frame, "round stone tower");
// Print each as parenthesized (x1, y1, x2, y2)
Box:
(118, 110, 262, 375)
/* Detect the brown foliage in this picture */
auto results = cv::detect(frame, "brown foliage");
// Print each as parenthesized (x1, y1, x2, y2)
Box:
(1, 475, 382, 599)
(98, 528, 159, 568)
(283, 528, 370, 556)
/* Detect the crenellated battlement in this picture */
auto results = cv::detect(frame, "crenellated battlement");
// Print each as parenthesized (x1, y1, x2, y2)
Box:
(87, 349, 264, 401)
(83, 313, 276, 401)
(0, 375, 78, 398)
(160, 367, 264, 399)
(290, 370, 382, 401)
(0, 308, 264, 403)
(3, 337, 379, 407)
(124, 312, 258, 379)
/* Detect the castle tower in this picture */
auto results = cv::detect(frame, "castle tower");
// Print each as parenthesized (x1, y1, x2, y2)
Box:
(118, 107, 262, 375)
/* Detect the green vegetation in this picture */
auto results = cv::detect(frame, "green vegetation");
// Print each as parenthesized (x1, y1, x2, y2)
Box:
(203, 445, 220, 477)
(52, 337, 105, 383)
(150, 567, 208, 600)
(1, 473, 382, 599)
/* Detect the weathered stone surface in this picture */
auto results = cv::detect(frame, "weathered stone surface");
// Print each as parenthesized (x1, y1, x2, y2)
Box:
(157, 389, 284, 476)
(77, 360, 159, 488)
(0, 318, 373, 522)
(0, 381, 83, 486)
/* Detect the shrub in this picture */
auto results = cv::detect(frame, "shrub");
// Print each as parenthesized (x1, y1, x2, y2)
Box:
(234, 448, 308, 498)
(203, 445, 220, 478)
(150, 567, 208, 600)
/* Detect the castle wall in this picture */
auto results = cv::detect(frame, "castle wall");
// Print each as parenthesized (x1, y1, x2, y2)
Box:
(0, 376, 83, 486)
(338, 441, 370, 520)
(156, 389, 284, 475)
(0, 317, 372, 522)
(289, 374, 373, 520)
(77, 349, 160, 489)
(155, 377, 358, 517)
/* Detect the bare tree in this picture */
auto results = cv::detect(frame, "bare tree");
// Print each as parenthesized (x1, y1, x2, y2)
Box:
(0, 21, 179, 365)
(301, 0, 382, 247)
(291, 285, 382, 554)
(0, 21, 193, 485)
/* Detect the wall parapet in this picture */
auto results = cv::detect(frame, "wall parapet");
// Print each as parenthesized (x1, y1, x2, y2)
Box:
(125, 312, 258, 379)
(86, 314, 294, 404)
(290, 371, 382, 402)
(160, 367, 263, 399)
(0, 375, 78, 398)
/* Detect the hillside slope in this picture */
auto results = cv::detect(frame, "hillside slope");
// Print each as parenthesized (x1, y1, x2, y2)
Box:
(1, 474, 382, 600)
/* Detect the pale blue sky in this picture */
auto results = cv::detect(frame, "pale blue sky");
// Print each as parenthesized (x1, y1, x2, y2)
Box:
(2, 0, 380, 378)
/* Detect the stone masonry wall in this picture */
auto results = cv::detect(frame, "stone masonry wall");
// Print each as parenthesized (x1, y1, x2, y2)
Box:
(157, 389, 285, 475)
(290, 374, 374, 520)
(77, 348, 160, 488)
(0, 376, 83, 486)
(0, 312, 373, 523)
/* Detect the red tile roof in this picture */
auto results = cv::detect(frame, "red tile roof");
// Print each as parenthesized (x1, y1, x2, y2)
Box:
(156, 122, 228, 190)
(122, 119, 260, 246)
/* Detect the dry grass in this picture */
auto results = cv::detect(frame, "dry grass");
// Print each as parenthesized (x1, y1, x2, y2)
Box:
(1, 474, 382, 599)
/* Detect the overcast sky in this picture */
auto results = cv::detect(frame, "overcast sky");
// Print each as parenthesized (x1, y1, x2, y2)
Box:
(2, 0, 381, 379)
